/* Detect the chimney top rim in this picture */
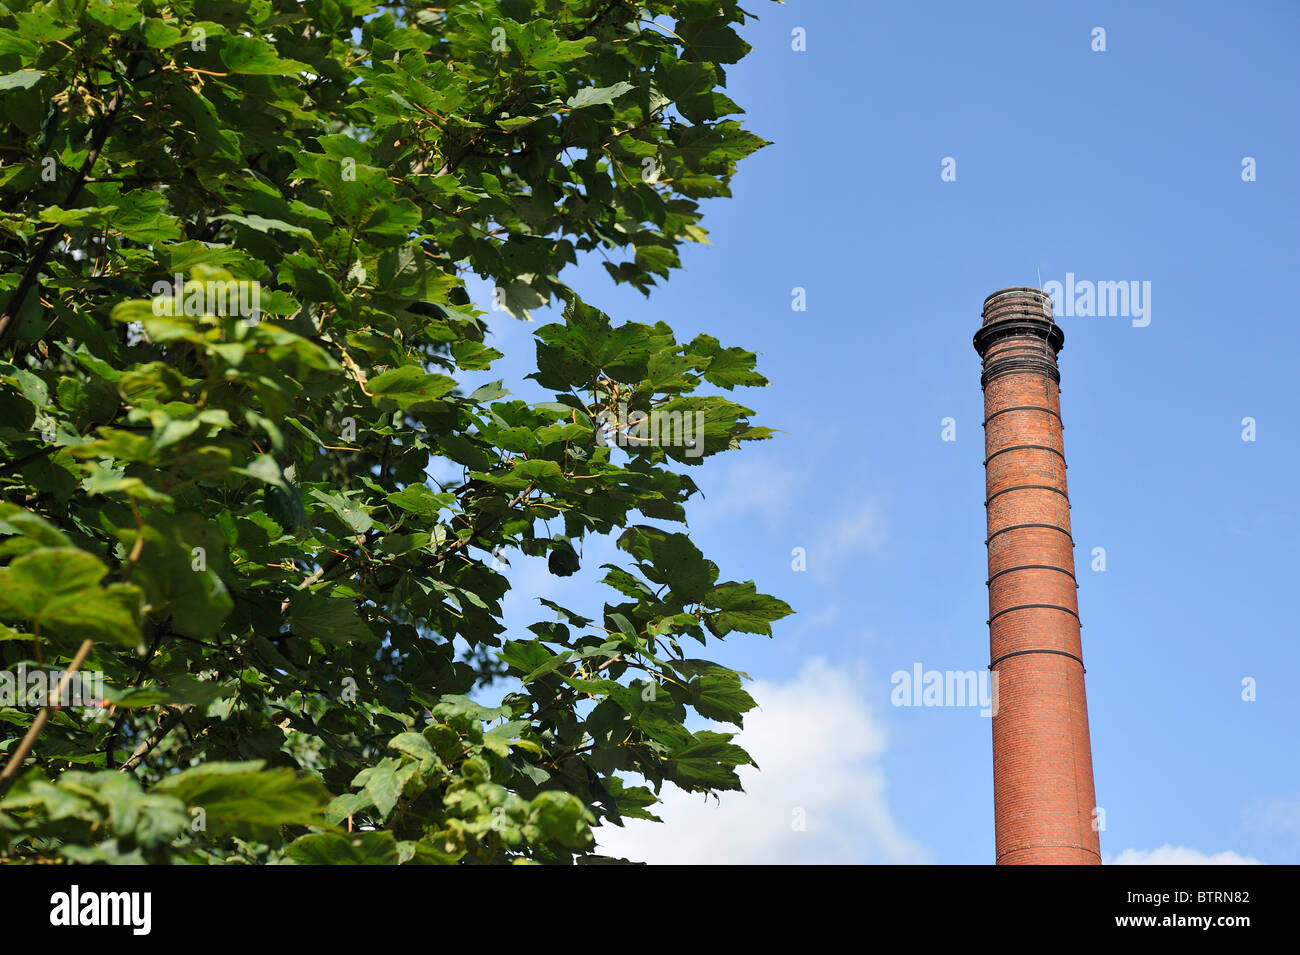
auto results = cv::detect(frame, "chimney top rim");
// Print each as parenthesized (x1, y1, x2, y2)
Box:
(981, 287, 1057, 328)
(983, 286, 1052, 305)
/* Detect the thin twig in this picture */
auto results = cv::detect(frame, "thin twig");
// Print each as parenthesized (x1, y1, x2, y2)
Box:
(116, 705, 190, 773)
(0, 638, 95, 797)
(0, 65, 135, 344)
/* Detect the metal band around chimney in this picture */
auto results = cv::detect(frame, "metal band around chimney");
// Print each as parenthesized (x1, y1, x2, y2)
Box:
(986, 563, 1078, 586)
(984, 444, 1066, 466)
(985, 522, 1073, 545)
(982, 405, 1063, 427)
(988, 648, 1086, 671)
(984, 484, 1071, 506)
(972, 316, 1063, 350)
(996, 843, 1103, 862)
(987, 603, 1080, 624)
(980, 359, 1061, 388)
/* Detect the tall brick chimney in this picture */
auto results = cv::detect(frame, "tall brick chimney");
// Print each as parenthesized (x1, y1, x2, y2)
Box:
(974, 287, 1101, 865)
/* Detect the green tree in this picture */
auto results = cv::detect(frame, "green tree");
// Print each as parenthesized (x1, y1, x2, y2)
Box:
(0, 0, 788, 864)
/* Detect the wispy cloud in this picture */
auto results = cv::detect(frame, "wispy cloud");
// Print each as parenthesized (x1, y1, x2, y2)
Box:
(698, 456, 805, 527)
(1243, 797, 1300, 837)
(595, 657, 930, 864)
(803, 497, 889, 580)
(1108, 845, 1263, 865)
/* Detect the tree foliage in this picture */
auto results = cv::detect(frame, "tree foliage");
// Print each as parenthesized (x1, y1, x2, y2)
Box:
(0, 0, 788, 864)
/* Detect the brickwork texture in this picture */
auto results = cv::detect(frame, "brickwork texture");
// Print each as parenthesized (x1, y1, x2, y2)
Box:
(974, 287, 1102, 866)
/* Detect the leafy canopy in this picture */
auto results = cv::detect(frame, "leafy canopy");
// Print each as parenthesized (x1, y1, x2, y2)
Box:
(0, 0, 789, 864)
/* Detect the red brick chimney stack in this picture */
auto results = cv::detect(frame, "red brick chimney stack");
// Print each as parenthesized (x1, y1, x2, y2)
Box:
(974, 287, 1102, 865)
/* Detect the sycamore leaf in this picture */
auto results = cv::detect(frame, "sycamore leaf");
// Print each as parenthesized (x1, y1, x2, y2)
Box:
(155, 762, 330, 840)
(0, 548, 141, 646)
(220, 36, 311, 75)
(213, 213, 314, 238)
(0, 70, 42, 90)
(368, 366, 457, 410)
(287, 832, 400, 865)
(566, 82, 634, 109)
(705, 581, 794, 637)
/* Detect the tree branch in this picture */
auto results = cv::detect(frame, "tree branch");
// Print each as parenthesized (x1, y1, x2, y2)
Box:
(0, 66, 134, 344)
(116, 704, 190, 774)
(0, 638, 95, 797)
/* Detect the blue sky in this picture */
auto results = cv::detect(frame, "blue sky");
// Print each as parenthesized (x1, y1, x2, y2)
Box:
(468, 1, 1300, 864)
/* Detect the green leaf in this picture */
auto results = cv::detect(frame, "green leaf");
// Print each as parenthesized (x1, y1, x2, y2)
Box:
(677, 17, 751, 64)
(617, 527, 717, 604)
(387, 484, 453, 518)
(0, 503, 72, 548)
(527, 791, 594, 848)
(496, 278, 549, 320)
(289, 591, 373, 647)
(83, 0, 139, 30)
(362, 199, 422, 237)
(287, 831, 400, 865)
(309, 489, 375, 535)
(113, 514, 232, 639)
(706, 581, 794, 637)
(368, 366, 457, 411)
(0, 548, 141, 646)
(213, 213, 314, 238)
(220, 36, 311, 75)
(0, 70, 42, 90)
(682, 663, 756, 726)
(688, 333, 769, 389)
(142, 19, 185, 48)
(664, 731, 753, 792)
(356, 758, 419, 819)
(388, 731, 440, 768)
(155, 761, 330, 840)
(566, 81, 634, 110)
(241, 454, 287, 488)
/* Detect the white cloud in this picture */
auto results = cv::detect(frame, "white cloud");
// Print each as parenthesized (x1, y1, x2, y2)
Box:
(595, 657, 930, 864)
(1108, 845, 1263, 865)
